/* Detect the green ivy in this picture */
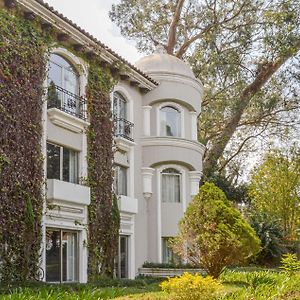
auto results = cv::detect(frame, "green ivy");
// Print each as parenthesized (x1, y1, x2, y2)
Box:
(0, 8, 50, 282)
(86, 62, 120, 280)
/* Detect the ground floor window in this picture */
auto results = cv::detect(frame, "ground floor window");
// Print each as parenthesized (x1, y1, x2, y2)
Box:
(162, 237, 181, 264)
(46, 229, 79, 282)
(116, 235, 129, 278)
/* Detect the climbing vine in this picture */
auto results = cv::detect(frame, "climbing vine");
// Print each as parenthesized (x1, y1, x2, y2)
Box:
(86, 62, 120, 279)
(0, 9, 50, 282)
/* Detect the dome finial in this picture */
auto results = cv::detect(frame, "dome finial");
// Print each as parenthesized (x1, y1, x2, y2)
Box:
(155, 44, 167, 54)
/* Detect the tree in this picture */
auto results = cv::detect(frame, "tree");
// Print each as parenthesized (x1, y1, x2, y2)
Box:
(172, 182, 260, 278)
(110, 0, 300, 177)
(248, 147, 300, 243)
(249, 212, 286, 266)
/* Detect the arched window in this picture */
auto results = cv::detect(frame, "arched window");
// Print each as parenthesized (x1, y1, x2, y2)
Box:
(48, 53, 81, 117)
(113, 92, 133, 141)
(113, 92, 127, 120)
(160, 106, 181, 137)
(161, 168, 181, 203)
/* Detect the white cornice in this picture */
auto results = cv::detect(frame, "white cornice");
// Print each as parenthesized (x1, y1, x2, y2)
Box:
(141, 137, 206, 155)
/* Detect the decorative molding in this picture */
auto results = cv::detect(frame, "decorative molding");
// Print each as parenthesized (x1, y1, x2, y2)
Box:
(141, 136, 206, 155)
(48, 108, 89, 133)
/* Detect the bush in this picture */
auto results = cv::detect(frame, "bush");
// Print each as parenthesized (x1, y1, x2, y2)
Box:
(160, 272, 222, 300)
(172, 183, 260, 278)
(280, 253, 300, 276)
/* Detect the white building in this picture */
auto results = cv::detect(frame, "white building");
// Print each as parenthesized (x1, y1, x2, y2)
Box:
(3, 0, 204, 282)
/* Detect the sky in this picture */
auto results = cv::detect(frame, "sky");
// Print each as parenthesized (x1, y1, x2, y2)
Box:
(44, 0, 143, 64)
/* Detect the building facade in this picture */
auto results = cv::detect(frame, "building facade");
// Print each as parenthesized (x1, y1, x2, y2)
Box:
(1, 0, 204, 282)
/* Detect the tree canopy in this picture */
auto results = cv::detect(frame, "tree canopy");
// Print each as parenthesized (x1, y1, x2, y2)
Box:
(110, 0, 300, 178)
(249, 147, 300, 243)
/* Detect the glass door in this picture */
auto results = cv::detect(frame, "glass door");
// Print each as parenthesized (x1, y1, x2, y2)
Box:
(117, 235, 129, 278)
(46, 229, 79, 282)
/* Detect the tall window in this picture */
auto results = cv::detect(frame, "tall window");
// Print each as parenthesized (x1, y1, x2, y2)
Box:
(113, 92, 134, 141)
(113, 92, 127, 120)
(46, 229, 78, 282)
(162, 237, 181, 264)
(161, 168, 181, 203)
(47, 143, 79, 184)
(160, 106, 181, 137)
(48, 54, 81, 117)
(114, 165, 128, 196)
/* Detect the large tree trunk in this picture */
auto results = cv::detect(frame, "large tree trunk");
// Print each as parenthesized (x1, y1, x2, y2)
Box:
(203, 42, 300, 177)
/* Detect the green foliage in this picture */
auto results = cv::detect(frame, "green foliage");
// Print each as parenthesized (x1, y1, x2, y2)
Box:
(172, 183, 260, 278)
(249, 212, 286, 266)
(206, 173, 249, 204)
(280, 254, 300, 276)
(249, 147, 300, 242)
(86, 62, 120, 279)
(142, 262, 197, 269)
(0, 8, 50, 283)
(221, 269, 300, 300)
(160, 272, 223, 300)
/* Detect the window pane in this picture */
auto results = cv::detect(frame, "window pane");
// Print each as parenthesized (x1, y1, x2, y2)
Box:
(63, 148, 78, 184)
(162, 169, 180, 203)
(47, 143, 60, 180)
(162, 237, 181, 264)
(113, 92, 127, 119)
(48, 60, 62, 87)
(160, 106, 181, 137)
(119, 236, 129, 278)
(46, 229, 61, 282)
(62, 232, 78, 282)
(114, 165, 127, 196)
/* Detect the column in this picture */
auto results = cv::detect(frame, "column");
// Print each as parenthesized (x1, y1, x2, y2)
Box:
(142, 106, 152, 136)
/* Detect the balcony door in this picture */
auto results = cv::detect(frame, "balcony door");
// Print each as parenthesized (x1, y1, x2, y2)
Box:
(46, 229, 79, 282)
(48, 53, 80, 116)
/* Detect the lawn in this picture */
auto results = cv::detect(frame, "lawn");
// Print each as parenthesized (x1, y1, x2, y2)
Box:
(0, 270, 299, 300)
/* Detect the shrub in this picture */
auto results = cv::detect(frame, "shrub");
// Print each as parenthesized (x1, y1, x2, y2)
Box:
(172, 183, 260, 278)
(160, 272, 222, 300)
(280, 253, 300, 276)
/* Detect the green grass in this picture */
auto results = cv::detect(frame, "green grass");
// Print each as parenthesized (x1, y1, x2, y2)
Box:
(1, 270, 299, 300)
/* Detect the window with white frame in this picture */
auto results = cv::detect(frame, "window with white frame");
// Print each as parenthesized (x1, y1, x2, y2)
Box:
(161, 168, 181, 203)
(113, 92, 133, 141)
(160, 106, 181, 137)
(47, 142, 79, 184)
(114, 164, 128, 196)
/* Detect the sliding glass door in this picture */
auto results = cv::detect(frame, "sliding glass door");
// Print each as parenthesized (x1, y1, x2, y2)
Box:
(46, 229, 79, 282)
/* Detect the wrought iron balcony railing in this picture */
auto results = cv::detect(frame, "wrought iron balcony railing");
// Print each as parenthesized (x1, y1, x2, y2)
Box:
(114, 118, 134, 142)
(47, 84, 87, 121)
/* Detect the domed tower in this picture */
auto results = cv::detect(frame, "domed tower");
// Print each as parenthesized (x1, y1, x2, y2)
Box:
(136, 48, 205, 264)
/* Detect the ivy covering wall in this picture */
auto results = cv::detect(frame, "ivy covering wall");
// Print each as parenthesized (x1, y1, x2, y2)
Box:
(87, 63, 120, 279)
(0, 10, 49, 282)
(0, 6, 120, 282)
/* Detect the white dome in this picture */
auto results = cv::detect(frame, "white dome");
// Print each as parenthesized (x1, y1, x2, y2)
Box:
(136, 53, 195, 79)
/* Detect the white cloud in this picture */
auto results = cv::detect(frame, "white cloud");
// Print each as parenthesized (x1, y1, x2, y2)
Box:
(44, 0, 143, 64)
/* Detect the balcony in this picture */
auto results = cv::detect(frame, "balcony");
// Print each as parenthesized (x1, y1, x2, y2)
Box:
(47, 84, 87, 121)
(114, 118, 134, 142)
(47, 179, 90, 206)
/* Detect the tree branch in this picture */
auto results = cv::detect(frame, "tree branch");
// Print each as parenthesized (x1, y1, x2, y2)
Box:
(166, 0, 185, 55)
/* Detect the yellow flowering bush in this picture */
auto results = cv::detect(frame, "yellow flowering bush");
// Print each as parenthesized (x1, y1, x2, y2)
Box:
(160, 272, 223, 300)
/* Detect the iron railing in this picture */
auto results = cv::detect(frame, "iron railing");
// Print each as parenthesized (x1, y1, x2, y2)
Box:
(114, 118, 134, 141)
(47, 84, 87, 121)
